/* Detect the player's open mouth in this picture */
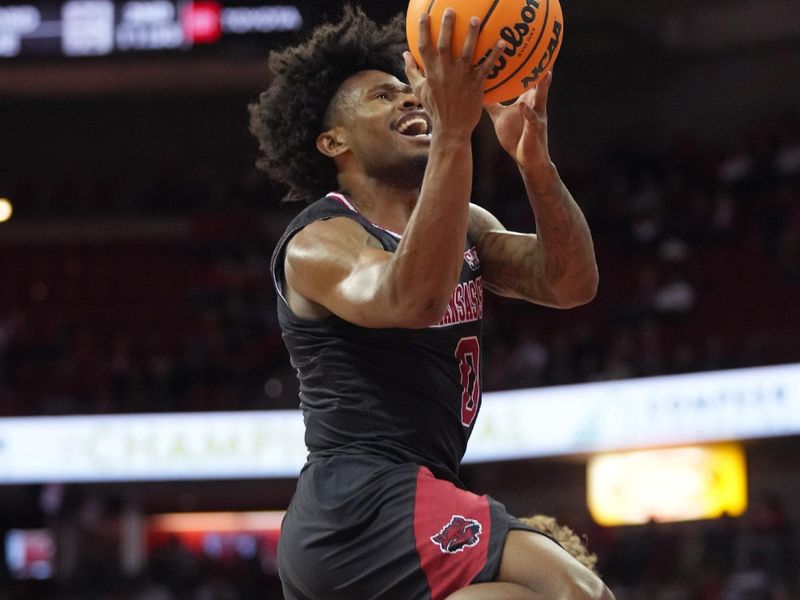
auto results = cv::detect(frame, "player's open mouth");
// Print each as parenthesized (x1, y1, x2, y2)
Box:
(395, 111, 432, 139)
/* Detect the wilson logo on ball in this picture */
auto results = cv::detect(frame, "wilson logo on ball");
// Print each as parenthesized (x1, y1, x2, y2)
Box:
(406, 0, 564, 104)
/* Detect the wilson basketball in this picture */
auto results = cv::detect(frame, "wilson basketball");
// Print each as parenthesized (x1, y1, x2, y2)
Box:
(406, 0, 564, 104)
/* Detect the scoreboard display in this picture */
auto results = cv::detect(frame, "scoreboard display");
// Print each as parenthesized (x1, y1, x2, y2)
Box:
(0, 1, 304, 58)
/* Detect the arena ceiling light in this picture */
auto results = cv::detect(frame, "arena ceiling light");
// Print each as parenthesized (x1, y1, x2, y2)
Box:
(0, 198, 13, 222)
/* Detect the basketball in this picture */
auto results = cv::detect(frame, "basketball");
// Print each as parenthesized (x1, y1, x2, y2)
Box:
(406, 0, 564, 104)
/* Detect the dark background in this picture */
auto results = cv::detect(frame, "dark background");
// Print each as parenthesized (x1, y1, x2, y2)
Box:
(1, 0, 799, 598)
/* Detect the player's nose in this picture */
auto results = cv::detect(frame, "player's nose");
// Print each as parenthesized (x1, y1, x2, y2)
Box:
(399, 92, 423, 110)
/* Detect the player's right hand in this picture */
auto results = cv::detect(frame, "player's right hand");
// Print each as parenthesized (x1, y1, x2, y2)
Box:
(403, 9, 505, 140)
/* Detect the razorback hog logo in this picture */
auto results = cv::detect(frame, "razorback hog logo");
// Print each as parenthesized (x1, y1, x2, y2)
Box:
(430, 515, 483, 554)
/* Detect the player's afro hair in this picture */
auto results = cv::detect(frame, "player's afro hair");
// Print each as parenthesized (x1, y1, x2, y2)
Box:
(249, 5, 408, 203)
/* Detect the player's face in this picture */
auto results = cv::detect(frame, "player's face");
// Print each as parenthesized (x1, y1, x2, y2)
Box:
(332, 70, 432, 188)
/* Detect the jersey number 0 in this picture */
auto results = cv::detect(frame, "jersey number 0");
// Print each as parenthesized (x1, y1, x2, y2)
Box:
(455, 336, 481, 427)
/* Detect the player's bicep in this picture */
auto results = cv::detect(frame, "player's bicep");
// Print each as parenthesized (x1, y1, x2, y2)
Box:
(284, 218, 405, 328)
(468, 204, 560, 306)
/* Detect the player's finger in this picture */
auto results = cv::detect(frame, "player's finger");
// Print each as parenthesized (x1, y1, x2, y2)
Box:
(437, 8, 455, 56)
(403, 51, 426, 90)
(460, 16, 481, 61)
(416, 11, 434, 65)
(483, 102, 503, 121)
(516, 87, 536, 112)
(533, 70, 553, 112)
(520, 101, 534, 121)
(473, 40, 505, 81)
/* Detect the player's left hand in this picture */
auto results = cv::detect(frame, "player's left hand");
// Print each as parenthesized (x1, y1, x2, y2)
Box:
(484, 70, 553, 172)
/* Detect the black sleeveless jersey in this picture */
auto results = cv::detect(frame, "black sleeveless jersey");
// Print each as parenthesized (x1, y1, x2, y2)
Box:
(271, 193, 485, 483)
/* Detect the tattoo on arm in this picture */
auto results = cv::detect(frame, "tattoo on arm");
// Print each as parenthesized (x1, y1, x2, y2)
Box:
(528, 175, 598, 304)
(471, 172, 597, 306)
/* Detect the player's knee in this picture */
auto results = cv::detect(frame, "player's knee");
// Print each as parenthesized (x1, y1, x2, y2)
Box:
(592, 579, 616, 600)
(566, 573, 615, 600)
(499, 530, 614, 600)
(517, 570, 614, 600)
(506, 573, 614, 600)
(602, 586, 617, 600)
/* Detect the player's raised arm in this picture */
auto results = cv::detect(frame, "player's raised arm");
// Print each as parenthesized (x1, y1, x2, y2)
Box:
(480, 72, 599, 308)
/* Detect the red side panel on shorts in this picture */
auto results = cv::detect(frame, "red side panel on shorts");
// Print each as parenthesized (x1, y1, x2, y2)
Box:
(413, 467, 491, 600)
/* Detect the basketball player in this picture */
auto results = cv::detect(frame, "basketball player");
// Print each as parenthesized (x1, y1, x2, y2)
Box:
(250, 6, 611, 600)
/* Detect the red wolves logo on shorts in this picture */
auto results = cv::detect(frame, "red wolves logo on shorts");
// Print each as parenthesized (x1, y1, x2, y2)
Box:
(430, 515, 483, 554)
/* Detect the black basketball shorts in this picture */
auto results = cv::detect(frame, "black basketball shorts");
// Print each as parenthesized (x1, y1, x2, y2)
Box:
(277, 454, 538, 600)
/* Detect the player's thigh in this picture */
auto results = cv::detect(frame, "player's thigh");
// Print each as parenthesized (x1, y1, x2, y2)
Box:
(445, 582, 539, 600)
(496, 530, 614, 600)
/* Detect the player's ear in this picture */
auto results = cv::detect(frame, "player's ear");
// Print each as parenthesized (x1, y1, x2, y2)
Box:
(316, 128, 349, 158)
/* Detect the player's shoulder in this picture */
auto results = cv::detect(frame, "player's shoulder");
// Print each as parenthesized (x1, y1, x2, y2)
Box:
(285, 193, 376, 249)
(289, 194, 349, 224)
(286, 216, 381, 269)
(291, 215, 374, 249)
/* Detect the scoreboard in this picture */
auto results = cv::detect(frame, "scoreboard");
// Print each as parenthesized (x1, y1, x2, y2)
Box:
(0, 1, 304, 58)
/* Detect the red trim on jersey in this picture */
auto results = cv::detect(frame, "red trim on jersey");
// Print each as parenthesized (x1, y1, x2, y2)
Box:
(413, 466, 491, 600)
(325, 192, 403, 239)
(326, 191, 358, 213)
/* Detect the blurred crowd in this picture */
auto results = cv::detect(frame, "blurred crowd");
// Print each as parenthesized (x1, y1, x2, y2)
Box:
(1, 112, 799, 415)
(594, 492, 798, 599)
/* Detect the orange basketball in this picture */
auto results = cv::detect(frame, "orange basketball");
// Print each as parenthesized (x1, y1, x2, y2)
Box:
(406, 0, 564, 105)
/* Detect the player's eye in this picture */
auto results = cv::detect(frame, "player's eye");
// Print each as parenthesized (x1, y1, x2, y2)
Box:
(374, 92, 392, 100)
